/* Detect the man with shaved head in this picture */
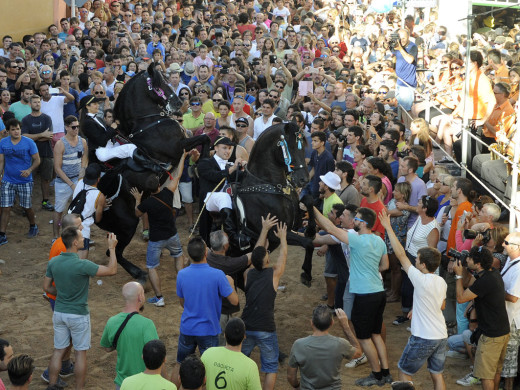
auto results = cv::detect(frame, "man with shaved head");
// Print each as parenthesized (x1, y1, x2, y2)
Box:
(101, 282, 159, 389)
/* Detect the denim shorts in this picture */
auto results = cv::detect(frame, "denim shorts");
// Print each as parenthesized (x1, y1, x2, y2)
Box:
(241, 331, 279, 373)
(323, 251, 338, 278)
(447, 329, 473, 353)
(176, 333, 219, 363)
(53, 312, 91, 351)
(398, 335, 447, 375)
(397, 84, 415, 111)
(179, 181, 193, 204)
(54, 178, 78, 213)
(146, 233, 183, 269)
(0, 181, 33, 208)
(343, 280, 355, 318)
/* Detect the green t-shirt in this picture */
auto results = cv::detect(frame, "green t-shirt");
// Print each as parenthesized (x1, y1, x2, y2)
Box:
(201, 347, 262, 390)
(45, 252, 99, 315)
(100, 313, 159, 386)
(120, 372, 177, 390)
(9, 101, 32, 121)
(182, 111, 205, 131)
(323, 193, 343, 217)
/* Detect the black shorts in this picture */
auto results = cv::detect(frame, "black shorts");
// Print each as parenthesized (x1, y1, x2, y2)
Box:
(352, 291, 386, 339)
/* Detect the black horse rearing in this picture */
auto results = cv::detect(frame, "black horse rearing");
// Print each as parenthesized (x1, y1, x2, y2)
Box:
(231, 122, 316, 285)
(96, 63, 209, 283)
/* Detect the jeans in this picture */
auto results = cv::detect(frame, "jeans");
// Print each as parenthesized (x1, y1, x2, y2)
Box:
(241, 331, 279, 373)
(398, 335, 448, 375)
(176, 333, 219, 363)
(448, 329, 473, 353)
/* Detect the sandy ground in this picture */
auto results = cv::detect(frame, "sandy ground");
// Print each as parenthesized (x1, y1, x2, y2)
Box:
(0, 179, 474, 389)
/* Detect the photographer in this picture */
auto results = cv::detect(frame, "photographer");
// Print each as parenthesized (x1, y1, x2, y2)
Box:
(454, 246, 510, 390)
(391, 29, 417, 126)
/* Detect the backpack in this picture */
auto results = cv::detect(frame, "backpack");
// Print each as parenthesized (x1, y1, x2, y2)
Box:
(68, 188, 93, 221)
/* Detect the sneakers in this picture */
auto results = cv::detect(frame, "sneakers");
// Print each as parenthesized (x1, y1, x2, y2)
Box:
(42, 201, 55, 211)
(446, 350, 468, 359)
(345, 353, 368, 368)
(41, 370, 68, 387)
(437, 156, 453, 164)
(382, 374, 393, 384)
(456, 372, 481, 386)
(355, 372, 384, 387)
(60, 362, 75, 377)
(147, 296, 165, 307)
(0, 235, 7, 246)
(393, 316, 410, 325)
(142, 229, 149, 241)
(27, 225, 39, 238)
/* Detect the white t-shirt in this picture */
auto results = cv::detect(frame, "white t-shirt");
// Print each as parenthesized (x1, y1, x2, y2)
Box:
(408, 266, 447, 340)
(41, 96, 66, 133)
(501, 256, 520, 326)
(253, 114, 275, 140)
(72, 180, 101, 239)
(272, 7, 291, 22)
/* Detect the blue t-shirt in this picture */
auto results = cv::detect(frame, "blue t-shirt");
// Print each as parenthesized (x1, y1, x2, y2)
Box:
(0, 136, 38, 184)
(390, 160, 399, 179)
(394, 42, 418, 88)
(62, 88, 80, 118)
(176, 263, 233, 336)
(345, 232, 387, 294)
(0, 118, 4, 132)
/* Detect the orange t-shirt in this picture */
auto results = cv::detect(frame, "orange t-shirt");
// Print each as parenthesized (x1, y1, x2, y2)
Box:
(483, 100, 516, 139)
(446, 200, 473, 256)
(46, 238, 67, 300)
(461, 70, 496, 122)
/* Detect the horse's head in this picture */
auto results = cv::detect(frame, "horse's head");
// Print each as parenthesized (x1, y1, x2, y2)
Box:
(114, 63, 182, 133)
(144, 62, 182, 115)
(282, 122, 309, 187)
(249, 122, 309, 187)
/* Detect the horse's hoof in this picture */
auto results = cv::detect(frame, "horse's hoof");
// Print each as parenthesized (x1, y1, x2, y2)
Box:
(137, 273, 148, 287)
(300, 272, 312, 288)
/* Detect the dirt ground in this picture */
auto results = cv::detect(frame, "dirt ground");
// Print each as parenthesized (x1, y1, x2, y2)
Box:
(0, 179, 473, 389)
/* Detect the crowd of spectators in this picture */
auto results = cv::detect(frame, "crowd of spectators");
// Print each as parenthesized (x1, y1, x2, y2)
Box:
(1, 0, 520, 389)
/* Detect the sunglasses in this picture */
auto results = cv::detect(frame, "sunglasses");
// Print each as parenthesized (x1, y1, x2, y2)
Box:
(191, 102, 201, 106)
(28, 40, 35, 43)
(451, 66, 461, 70)
(180, 92, 190, 96)
(441, 61, 448, 64)
(94, 91, 104, 95)
(69, 125, 80, 130)
(303, 56, 310, 59)
(354, 217, 366, 223)
(143, 26, 152, 29)
(268, 95, 278, 98)
(325, 90, 333, 94)
(378, 91, 387, 95)
(42, 70, 52, 75)
(236, 124, 248, 128)
(247, 88, 256, 92)
(346, 88, 353, 92)
(87, 67, 95, 70)
(213, 98, 222, 102)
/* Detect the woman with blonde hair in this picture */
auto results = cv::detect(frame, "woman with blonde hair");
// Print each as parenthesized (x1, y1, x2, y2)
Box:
(408, 118, 434, 174)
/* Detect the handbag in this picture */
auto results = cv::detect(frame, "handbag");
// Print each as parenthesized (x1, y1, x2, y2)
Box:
(112, 312, 138, 348)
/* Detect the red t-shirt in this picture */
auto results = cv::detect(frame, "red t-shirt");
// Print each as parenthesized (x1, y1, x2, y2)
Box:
(360, 197, 386, 238)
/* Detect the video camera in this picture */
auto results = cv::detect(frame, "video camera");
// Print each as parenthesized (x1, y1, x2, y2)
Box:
(464, 229, 491, 245)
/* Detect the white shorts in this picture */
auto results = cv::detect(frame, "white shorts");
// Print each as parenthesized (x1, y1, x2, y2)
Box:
(179, 181, 193, 204)
(204, 192, 232, 212)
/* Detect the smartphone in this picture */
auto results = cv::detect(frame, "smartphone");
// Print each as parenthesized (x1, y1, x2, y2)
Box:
(49, 87, 60, 95)
(117, 32, 126, 37)
(308, 67, 319, 74)
(269, 55, 277, 64)
(463, 210, 469, 220)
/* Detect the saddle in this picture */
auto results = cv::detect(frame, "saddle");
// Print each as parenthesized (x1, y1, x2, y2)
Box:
(125, 149, 171, 174)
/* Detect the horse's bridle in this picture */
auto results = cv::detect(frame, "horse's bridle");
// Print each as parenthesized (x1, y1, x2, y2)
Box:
(278, 128, 306, 175)
(145, 76, 177, 117)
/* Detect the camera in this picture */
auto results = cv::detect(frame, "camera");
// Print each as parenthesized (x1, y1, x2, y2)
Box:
(389, 32, 400, 50)
(220, 66, 229, 74)
(448, 248, 470, 267)
(464, 229, 491, 245)
(269, 55, 277, 64)
(117, 32, 126, 37)
(333, 131, 346, 143)
(396, 150, 408, 159)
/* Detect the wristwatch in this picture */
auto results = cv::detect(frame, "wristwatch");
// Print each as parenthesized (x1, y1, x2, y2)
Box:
(455, 275, 463, 280)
